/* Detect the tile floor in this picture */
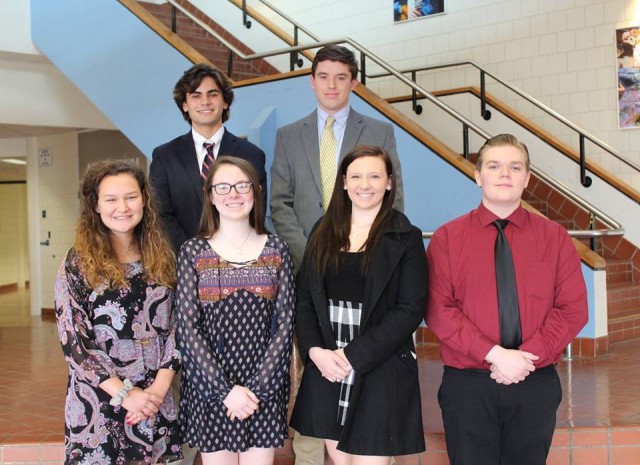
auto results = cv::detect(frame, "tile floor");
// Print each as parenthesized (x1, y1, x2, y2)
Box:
(1, 287, 639, 464)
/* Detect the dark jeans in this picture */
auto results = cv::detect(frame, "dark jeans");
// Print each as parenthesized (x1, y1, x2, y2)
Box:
(438, 365, 561, 465)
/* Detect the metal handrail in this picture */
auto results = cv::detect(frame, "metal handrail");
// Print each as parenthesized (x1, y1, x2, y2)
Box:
(368, 61, 640, 182)
(255, 0, 320, 42)
(164, 0, 624, 240)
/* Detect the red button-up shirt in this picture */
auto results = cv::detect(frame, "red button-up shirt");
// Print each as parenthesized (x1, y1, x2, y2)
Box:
(426, 203, 588, 369)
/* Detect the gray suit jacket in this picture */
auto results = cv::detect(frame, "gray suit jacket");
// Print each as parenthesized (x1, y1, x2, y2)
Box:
(270, 108, 403, 270)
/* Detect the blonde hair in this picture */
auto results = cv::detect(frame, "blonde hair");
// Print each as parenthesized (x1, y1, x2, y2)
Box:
(476, 134, 530, 171)
(74, 160, 176, 290)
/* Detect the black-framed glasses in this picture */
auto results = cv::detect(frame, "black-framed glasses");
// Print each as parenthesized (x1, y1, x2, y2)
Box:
(211, 181, 253, 195)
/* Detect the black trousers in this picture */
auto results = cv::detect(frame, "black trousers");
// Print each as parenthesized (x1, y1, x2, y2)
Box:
(438, 365, 561, 465)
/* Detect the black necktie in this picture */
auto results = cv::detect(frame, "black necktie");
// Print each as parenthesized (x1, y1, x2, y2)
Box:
(201, 142, 215, 182)
(493, 219, 522, 349)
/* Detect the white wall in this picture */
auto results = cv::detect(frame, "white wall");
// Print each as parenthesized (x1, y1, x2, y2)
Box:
(0, 1, 40, 56)
(0, 3, 112, 312)
(0, 1, 115, 131)
(242, 0, 640, 187)
(34, 132, 80, 311)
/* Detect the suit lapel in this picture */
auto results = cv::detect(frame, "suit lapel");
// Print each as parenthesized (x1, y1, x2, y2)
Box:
(301, 111, 323, 194)
(360, 236, 404, 329)
(178, 133, 205, 207)
(340, 108, 365, 160)
(218, 129, 238, 157)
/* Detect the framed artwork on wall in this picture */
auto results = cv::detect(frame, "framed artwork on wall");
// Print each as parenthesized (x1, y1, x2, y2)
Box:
(394, 0, 445, 23)
(616, 25, 640, 129)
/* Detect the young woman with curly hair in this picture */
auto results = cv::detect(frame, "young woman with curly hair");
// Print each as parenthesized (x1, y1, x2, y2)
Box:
(54, 160, 182, 465)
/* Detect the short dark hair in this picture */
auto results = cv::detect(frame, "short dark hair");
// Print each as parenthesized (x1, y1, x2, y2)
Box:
(476, 133, 531, 171)
(197, 156, 267, 238)
(312, 45, 358, 80)
(173, 63, 234, 124)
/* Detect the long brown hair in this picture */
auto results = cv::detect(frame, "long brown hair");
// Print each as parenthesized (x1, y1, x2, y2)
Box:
(306, 145, 396, 274)
(73, 160, 176, 290)
(197, 156, 267, 238)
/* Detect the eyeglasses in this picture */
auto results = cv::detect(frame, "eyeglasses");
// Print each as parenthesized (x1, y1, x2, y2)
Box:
(211, 181, 253, 195)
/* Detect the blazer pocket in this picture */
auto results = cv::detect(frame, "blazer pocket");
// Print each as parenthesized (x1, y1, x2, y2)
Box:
(397, 349, 418, 373)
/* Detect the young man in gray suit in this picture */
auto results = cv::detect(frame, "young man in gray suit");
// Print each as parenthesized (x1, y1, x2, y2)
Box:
(271, 45, 404, 271)
(270, 44, 404, 465)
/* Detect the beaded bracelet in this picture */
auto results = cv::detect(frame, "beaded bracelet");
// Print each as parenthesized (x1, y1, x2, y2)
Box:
(109, 378, 133, 406)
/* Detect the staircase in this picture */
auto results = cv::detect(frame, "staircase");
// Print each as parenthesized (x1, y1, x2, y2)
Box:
(33, 0, 638, 355)
(522, 173, 640, 352)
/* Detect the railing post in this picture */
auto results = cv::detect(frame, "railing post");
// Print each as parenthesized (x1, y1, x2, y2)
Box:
(411, 70, 423, 115)
(289, 27, 302, 71)
(242, 0, 252, 28)
(589, 212, 596, 252)
(227, 49, 233, 79)
(564, 342, 573, 361)
(171, 5, 177, 33)
(480, 70, 491, 120)
(462, 125, 470, 159)
(579, 135, 593, 187)
(360, 52, 366, 85)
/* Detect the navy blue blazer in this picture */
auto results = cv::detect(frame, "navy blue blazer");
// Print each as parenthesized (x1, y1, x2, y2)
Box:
(150, 129, 267, 253)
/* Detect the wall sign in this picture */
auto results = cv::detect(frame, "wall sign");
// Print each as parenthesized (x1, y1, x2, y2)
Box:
(38, 148, 53, 167)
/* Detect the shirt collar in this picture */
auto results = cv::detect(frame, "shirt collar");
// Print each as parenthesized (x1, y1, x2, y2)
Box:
(192, 126, 225, 150)
(477, 202, 526, 229)
(317, 105, 350, 127)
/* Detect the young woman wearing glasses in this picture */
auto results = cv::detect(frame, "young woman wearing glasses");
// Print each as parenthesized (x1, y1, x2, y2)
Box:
(175, 156, 295, 465)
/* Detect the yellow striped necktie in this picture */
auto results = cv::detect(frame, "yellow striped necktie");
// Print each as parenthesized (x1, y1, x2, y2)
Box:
(319, 116, 337, 211)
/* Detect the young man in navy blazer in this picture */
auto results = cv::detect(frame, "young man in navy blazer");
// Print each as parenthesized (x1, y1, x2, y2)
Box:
(150, 64, 266, 465)
(150, 64, 267, 255)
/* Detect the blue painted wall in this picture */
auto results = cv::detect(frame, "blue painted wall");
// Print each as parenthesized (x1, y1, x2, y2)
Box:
(30, 0, 596, 337)
(31, 0, 192, 156)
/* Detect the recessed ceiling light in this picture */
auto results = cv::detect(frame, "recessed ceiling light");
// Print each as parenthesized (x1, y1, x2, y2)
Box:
(0, 158, 27, 165)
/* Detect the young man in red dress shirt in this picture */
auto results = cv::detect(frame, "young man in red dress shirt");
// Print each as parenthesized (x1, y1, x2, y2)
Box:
(426, 133, 588, 465)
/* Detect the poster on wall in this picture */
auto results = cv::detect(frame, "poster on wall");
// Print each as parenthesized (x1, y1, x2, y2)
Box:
(616, 25, 640, 128)
(394, 0, 445, 22)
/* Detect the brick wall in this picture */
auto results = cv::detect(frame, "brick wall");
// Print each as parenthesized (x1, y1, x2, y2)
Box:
(139, 0, 278, 81)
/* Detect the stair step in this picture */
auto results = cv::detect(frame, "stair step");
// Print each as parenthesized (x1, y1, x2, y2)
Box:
(606, 260, 634, 285)
(525, 199, 548, 215)
(554, 218, 576, 229)
(608, 312, 640, 344)
(607, 281, 640, 300)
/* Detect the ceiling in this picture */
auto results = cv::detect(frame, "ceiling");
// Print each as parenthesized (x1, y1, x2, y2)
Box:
(0, 124, 83, 182)
(0, 123, 83, 139)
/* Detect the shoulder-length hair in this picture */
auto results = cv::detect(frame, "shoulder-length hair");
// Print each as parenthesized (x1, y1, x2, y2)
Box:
(197, 156, 267, 238)
(306, 145, 396, 274)
(74, 160, 176, 290)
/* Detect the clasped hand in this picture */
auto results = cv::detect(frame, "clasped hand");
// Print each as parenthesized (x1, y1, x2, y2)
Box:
(309, 347, 352, 383)
(223, 386, 260, 421)
(123, 387, 163, 425)
(486, 345, 539, 385)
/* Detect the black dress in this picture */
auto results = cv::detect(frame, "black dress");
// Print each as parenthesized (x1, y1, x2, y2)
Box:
(292, 252, 367, 438)
(176, 235, 295, 453)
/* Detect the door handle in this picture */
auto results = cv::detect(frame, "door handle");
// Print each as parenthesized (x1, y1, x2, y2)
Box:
(40, 239, 50, 246)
